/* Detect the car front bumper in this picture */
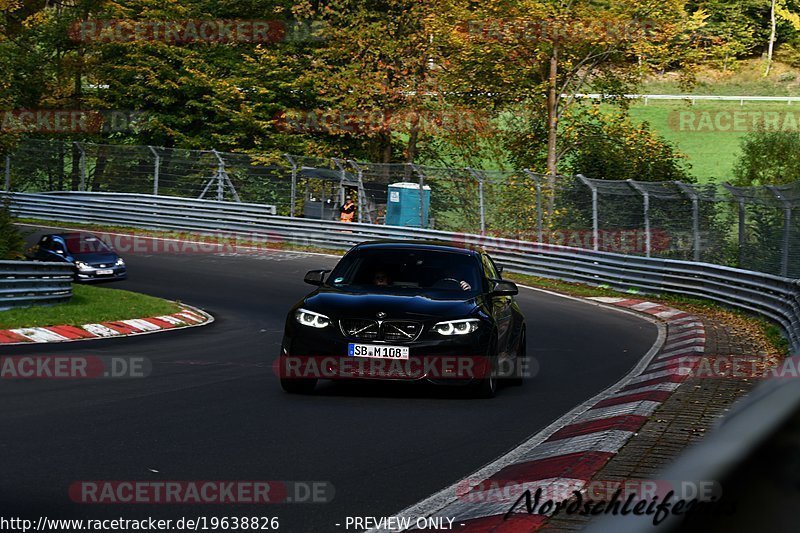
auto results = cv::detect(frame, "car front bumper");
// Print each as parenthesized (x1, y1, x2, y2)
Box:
(279, 325, 494, 385)
(75, 266, 127, 281)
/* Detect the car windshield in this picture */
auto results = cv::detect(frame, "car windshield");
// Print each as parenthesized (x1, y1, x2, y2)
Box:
(327, 247, 482, 297)
(64, 235, 113, 255)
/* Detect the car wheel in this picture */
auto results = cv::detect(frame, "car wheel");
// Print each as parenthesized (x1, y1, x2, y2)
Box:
(472, 353, 498, 399)
(280, 377, 317, 394)
(508, 327, 526, 386)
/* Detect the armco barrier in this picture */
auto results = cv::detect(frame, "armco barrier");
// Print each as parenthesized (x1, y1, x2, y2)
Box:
(0, 260, 73, 310)
(5, 191, 799, 350)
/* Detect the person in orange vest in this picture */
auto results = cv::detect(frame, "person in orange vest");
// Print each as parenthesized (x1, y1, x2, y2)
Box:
(339, 197, 356, 222)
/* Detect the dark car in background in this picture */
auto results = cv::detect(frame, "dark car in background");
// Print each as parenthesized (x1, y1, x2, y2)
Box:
(279, 240, 526, 398)
(30, 232, 127, 282)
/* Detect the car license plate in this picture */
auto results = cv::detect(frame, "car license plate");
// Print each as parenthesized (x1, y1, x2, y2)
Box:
(348, 343, 409, 360)
(97, 269, 114, 275)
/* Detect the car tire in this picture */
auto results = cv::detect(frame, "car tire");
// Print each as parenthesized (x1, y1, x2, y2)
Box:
(508, 327, 526, 386)
(280, 377, 317, 394)
(472, 353, 498, 399)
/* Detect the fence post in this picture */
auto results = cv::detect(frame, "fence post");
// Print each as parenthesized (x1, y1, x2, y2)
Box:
(724, 184, 747, 269)
(213, 150, 224, 201)
(576, 174, 599, 251)
(148, 146, 160, 196)
(629, 180, 651, 257)
(283, 154, 297, 217)
(676, 181, 701, 262)
(768, 186, 792, 277)
(348, 160, 369, 224)
(523, 169, 544, 243)
(410, 164, 426, 229)
(4, 153, 10, 192)
(467, 168, 486, 235)
(73, 141, 86, 191)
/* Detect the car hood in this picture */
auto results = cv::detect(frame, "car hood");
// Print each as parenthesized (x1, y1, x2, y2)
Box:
(301, 289, 480, 321)
(71, 252, 118, 265)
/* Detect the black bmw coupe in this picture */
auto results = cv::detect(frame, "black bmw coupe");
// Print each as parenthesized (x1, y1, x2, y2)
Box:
(279, 240, 526, 398)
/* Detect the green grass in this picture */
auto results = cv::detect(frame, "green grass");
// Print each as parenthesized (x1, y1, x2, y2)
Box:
(0, 284, 181, 329)
(627, 100, 751, 183)
(627, 59, 800, 182)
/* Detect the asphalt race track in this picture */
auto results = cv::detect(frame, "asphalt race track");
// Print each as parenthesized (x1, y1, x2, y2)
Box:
(0, 229, 657, 532)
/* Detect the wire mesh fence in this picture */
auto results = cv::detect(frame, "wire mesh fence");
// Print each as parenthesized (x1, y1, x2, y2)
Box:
(4, 138, 800, 278)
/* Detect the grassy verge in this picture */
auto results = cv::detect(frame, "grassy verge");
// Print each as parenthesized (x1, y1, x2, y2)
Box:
(0, 284, 181, 329)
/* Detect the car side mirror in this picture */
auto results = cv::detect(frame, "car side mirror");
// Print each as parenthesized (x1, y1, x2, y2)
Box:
(304, 269, 330, 286)
(491, 280, 518, 296)
(496, 265, 504, 276)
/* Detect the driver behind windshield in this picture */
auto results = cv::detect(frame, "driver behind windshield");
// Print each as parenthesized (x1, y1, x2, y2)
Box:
(438, 268, 472, 291)
(372, 270, 391, 286)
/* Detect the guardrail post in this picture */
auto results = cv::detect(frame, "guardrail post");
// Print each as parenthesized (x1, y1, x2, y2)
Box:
(284, 154, 297, 217)
(148, 146, 160, 196)
(577, 174, 599, 251)
(4, 153, 10, 192)
(629, 180, 651, 257)
(768, 186, 792, 277)
(676, 181, 701, 261)
(467, 168, 486, 235)
(73, 141, 86, 191)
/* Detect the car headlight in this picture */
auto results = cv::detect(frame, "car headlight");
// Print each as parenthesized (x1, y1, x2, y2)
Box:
(74, 260, 92, 271)
(432, 318, 480, 336)
(295, 308, 331, 328)
(115, 258, 125, 266)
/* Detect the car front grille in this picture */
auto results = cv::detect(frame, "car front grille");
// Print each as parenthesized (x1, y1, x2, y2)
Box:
(340, 319, 379, 340)
(340, 319, 422, 342)
(383, 321, 423, 342)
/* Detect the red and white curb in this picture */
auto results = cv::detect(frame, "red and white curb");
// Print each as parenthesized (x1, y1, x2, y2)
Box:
(368, 295, 703, 533)
(0, 306, 213, 345)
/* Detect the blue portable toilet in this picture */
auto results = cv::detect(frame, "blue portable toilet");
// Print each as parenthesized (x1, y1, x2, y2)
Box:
(385, 182, 431, 228)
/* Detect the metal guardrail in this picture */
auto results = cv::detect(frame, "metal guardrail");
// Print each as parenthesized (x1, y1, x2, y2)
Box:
(5, 191, 799, 350)
(0, 260, 73, 310)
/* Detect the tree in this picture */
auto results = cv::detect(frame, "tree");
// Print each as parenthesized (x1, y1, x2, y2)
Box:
(733, 127, 800, 185)
(0, 198, 24, 259)
(563, 109, 692, 182)
(765, 0, 800, 75)
(429, 0, 700, 225)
